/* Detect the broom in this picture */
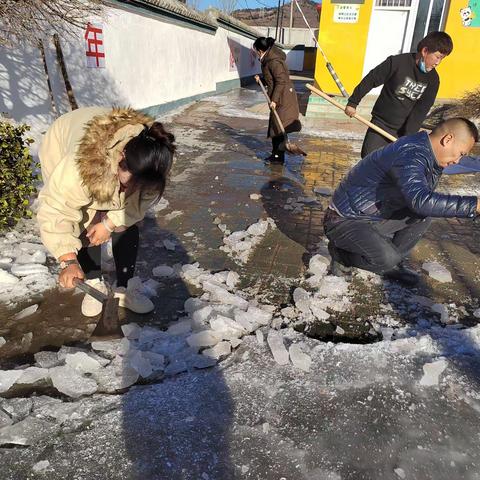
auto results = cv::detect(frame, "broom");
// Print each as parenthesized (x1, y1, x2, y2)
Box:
(257, 78, 307, 156)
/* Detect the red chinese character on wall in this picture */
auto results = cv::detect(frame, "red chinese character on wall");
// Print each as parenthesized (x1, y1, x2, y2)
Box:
(85, 23, 105, 68)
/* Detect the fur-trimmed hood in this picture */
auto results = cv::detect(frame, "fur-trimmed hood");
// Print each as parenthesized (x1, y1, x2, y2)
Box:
(76, 107, 154, 203)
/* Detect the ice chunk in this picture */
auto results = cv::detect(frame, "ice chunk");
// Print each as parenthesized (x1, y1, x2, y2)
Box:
(210, 315, 246, 340)
(184, 297, 208, 314)
(308, 255, 330, 276)
(121, 323, 143, 339)
(0, 370, 23, 393)
(91, 339, 128, 359)
(293, 287, 311, 314)
(431, 304, 449, 324)
(422, 261, 452, 283)
(192, 305, 213, 324)
(335, 326, 345, 335)
(65, 352, 102, 374)
(0, 337, 6, 349)
(167, 319, 192, 335)
(152, 265, 174, 277)
(256, 330, 264, 345)
(474, 308, 480, 319)
(267, 330, 289, 365)
(187, 330, 222, 348)
(0, 410, 12, 428)
(313, 186, 332, 196)
(229, 338, 242, 348)
(16, 367, 50, 385)
(21, 332, 33, 349)
(0, 270, 19, 285)
(289, 344, 312, 372)
(50, 366, 98, 398)
(249, 193, 262, 200)
(13, 304, 39, 320)
(246, 220, 269, 236)
(226, 271, 240, 288)
(188, 354, 217, 369)
(92, 356, 139, 393)
(164, 210, 183, 221)
(142, 279, 160, 298)
(32, 460, 50, 474)
(124, 350, 153, 378)
(0, 418, 58, 447)
(203, 282, 249, 309)
(394, 468, 406, 479)
(141, 351, 165, 371)
(164, 359, 188, 376)
(420, 359, 447, 387)
(309, 301, 330, 321)
(34, 351, 61, 368)
(318, 276, 350, 297)
(163, 239, 176, 251)
(11, 264, 49, 276)
(16, 251, 46, 264)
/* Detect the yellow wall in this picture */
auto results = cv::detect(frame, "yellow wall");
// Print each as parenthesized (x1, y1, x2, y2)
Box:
(314, 0, 374, 95)
(437, 0, 480, 99)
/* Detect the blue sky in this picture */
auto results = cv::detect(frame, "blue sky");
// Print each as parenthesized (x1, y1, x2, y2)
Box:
(195, 0, 286, 13)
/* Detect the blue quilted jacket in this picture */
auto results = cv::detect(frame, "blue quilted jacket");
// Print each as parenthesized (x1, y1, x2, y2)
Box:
(331, 131, 477, 220)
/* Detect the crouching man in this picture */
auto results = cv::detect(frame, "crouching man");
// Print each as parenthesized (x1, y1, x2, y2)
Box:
(324, 118, 479, 286)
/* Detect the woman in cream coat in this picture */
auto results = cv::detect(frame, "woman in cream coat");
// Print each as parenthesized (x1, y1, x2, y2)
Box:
(37, 107, 175, 316)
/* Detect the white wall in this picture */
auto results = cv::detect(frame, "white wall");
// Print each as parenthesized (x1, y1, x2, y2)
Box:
(0, 4, 263, 152)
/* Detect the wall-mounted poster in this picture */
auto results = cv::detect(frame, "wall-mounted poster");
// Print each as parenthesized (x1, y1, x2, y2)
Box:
(460, 2, 480, 27)
(85, 23, 105, 68)
(333, 4, 360, 23)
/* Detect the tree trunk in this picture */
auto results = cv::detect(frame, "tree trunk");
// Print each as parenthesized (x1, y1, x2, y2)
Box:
(53, 33, 78, 110)
(37, 38, 58, 117)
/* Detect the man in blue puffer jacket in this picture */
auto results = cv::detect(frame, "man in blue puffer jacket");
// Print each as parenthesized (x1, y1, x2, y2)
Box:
(324, 117, 479, 286)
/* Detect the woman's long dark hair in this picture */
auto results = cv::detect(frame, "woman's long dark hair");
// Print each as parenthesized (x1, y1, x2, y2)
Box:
(253, 36, 275, 53)
(122, 122, 176, 198)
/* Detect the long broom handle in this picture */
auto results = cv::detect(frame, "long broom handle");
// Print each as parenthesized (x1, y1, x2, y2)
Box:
(306, 84, 398, 142)
(257, 78, 287, 135)
(293, 0, 349, 98)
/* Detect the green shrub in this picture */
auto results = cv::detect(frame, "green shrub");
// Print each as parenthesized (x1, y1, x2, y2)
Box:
(0, 121, 38, 231)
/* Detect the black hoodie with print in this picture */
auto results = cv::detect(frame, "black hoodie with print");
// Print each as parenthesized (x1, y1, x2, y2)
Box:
(348, 53, 439, 136)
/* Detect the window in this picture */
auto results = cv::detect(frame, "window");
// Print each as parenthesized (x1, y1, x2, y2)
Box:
(375, 0, 412, 6)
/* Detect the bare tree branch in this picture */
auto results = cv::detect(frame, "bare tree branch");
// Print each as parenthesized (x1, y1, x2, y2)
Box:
(0, 0, 104, 46)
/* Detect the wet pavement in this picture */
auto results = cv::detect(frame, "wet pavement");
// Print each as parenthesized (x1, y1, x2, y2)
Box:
(2, 83, 480, 479)
(3, 83, 480, 355)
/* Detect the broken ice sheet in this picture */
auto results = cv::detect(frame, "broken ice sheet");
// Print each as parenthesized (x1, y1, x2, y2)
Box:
(50, 366, 98, 398)
(13, 304, 39, 320)
(0, 417, 59, 447)
(267, 330, 289, 365)
(422, 261, 452, 283)
(419, 359, 447, 387)
(289, 344, 312, 372)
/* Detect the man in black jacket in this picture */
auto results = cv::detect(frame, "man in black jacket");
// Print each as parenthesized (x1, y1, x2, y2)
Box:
(324, 118, 479, 286)
(345, 31, 453, 158)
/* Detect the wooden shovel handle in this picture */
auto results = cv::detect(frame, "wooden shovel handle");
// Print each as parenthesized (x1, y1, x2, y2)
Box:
(306, 83, 397, 142)
(257, 79, 286, 135)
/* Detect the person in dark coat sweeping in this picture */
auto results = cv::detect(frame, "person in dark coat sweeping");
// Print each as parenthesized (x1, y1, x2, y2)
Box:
(253, 37, 302, 163)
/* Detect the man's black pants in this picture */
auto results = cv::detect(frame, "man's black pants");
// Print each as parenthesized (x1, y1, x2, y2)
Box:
(361, 122, 398, 158)
(324, 210, 431, 274)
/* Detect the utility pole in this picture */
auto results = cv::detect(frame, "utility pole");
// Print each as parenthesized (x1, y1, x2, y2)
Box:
(275, 0, 281, 41)
(289, 0, 294, 44)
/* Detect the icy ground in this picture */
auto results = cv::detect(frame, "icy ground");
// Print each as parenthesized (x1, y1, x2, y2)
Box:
(2, 87, 480, 478)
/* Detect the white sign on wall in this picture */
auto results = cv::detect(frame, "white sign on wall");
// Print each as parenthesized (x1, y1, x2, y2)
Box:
(333, 5, 360, 23)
